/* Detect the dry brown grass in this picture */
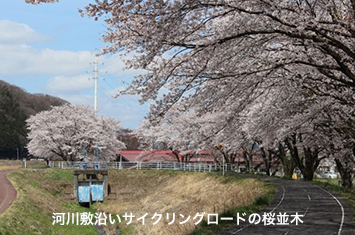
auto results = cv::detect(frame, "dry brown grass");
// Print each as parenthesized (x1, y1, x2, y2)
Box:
(0, 160, 23, 171)
(95, 170, 266, 235)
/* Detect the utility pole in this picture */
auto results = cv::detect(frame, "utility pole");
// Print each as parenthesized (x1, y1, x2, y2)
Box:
(93, 55, 99, 116)
(92, 55, 99, 165)
(119, 136, 123, 169)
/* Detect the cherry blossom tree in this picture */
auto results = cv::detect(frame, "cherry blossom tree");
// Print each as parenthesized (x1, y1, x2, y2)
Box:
(135, 106, 203, 162)
(26, 1, 355, 94)
(242, 74, 355, 183)
(25, 1, 355, 104)
(27, 104, 125, 161)
(318, 106, 355, 188)
(26, 0, 355, 186)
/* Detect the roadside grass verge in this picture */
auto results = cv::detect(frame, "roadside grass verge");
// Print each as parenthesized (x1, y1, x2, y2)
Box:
(0, 160, 49, 171)
(0, 169, 97, 235)
(313, 178, 355, 220)
(0, 160, 23, 171)
(94, 170, 275, 235)
(189, 182, 275, 235)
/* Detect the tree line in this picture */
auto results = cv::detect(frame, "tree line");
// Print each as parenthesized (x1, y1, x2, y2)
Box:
(0, 80, 67, 159)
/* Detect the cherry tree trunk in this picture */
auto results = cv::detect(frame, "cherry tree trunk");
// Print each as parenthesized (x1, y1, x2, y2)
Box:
(278, 143, 295, 178)
(285, 136, 321, 181)
(335, 158, 353, 189)
(283, 158, 295, 179)
(260, 147, 272, 176)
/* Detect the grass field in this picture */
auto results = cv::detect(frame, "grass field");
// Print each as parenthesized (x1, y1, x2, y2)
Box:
(0, 160, 23, 171)
(0, 168, 274, 235)
(94, 170, 275, 235)
(0, 169, 97, 235)
(0, 159, 49, 171)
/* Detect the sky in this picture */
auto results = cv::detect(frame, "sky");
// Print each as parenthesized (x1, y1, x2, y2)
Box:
(0, 0, 149, 129)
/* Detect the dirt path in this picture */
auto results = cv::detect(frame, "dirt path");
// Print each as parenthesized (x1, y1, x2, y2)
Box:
(0, 170, 17, 215)
(220, 176, 355, 235)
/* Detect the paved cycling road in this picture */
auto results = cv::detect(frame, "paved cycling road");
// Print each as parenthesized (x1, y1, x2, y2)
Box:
(219, 176, 355, 235)
(0, 170, 17, 215)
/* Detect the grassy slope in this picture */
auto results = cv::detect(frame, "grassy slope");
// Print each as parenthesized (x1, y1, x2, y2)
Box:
(0, 169, 97, 235)
(94, 170, 275, 235)
(0, 160, 23, 171)
(0, 169, 274, 235)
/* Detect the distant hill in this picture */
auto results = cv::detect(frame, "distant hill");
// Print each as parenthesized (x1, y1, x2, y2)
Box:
(0, 80, 68, 159)
(0, 80, 68, 116)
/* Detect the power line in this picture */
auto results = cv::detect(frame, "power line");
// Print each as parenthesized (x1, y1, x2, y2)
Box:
(93, 55, 99, 116)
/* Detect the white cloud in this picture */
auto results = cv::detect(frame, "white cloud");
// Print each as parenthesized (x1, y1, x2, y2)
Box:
(0, 20, 50, 44)
(0, 44, 94, 76)
(0, 20, 96, 77)
(45, 75, 94, 94)
(98, 94, 148, 129)
(0, 20, 148, 129)
(0, 21, 143, 82)
(102, 53, 146, 82)
(60, 94, 94, 106)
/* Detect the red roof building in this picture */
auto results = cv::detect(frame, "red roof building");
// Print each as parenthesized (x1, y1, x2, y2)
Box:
(117, 150, 178, 162)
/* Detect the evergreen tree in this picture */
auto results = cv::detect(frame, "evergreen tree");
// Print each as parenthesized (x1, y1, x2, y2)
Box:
(0, 88, 27, 158)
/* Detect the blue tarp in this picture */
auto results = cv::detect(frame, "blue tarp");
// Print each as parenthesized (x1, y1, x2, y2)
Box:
(78, 185, 91, 203)
(91, 184, 104, 201)
(78, 184, 104, 203)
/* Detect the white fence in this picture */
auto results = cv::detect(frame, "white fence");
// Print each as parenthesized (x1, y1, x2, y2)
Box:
(50, 161, 240, 173)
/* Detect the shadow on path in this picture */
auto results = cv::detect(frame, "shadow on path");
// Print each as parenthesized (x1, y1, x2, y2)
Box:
(219, 173, 355, 235)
